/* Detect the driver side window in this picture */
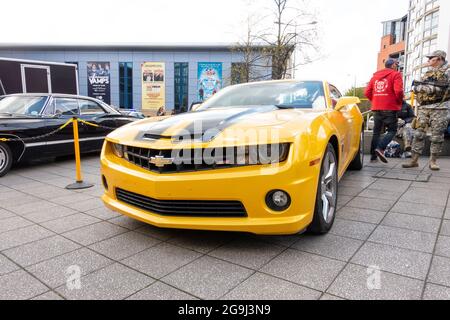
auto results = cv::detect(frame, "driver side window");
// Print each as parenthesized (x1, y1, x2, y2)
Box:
(54, 98, 80, 116)
(329, 85, 342, 108)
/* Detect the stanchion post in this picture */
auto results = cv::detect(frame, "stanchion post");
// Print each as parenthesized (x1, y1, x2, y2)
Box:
(66, 117, 94, 190)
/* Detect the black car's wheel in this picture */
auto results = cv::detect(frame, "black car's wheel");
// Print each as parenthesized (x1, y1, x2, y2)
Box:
(308, 143, 338, 235)
(348, 129, 364, 171)
(0, 142, 13, 177)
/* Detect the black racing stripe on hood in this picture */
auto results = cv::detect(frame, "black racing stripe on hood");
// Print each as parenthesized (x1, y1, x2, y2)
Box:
(140, 105, 279, 142)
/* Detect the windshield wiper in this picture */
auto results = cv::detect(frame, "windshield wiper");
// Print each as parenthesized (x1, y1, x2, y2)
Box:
(0, 112, 13, 116)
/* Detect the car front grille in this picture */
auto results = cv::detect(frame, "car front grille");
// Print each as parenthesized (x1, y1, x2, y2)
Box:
(115, 188, 247, 218)
(124, 145, 245, 174)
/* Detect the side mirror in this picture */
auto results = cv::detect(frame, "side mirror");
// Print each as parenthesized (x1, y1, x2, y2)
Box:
(190, 102, 203, 112)
(335, 96, 361, 112)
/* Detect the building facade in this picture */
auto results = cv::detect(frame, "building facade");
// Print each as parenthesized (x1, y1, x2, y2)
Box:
(0, 43, 278, 112)
(377, 15, 408, 72)
(404, 0, 450, 91)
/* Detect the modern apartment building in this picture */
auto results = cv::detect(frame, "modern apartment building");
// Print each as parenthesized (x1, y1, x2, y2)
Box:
(377, 15, 408, 72)
(404, 0, 450, 91)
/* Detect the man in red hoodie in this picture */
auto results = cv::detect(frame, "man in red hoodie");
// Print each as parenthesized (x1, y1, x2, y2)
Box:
(365, 58, 404, 163)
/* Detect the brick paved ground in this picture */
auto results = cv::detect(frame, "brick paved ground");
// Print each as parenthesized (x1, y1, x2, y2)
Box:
(1, 155, 450, 300)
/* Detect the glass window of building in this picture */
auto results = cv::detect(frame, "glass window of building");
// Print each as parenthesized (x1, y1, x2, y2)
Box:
(119, 62, 133, 109)
(174, 62, 189, 112)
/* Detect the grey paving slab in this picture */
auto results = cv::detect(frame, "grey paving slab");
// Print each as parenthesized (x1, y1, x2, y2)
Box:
(367, 179, 411, 192)
(260, 249, 345, 292)
(0, 225, 54, 251)
(441, 220, 450, 237)
(66, 198, 104, 212)
(336, 207, 386, 225)
(7, 201, 59, 216)
(428, 256, 450, 288)
(399, 187, 449, 207)
(84, 207, 121, 220)
(163, 256, 254, 300)
(108, 215, 147, 230)
(0, 196, 43, 211)
(358, 189, 404, 201)
(168, 231, 237, 254)
(436, 236, 450, 258)
(337, 186, 363, 197)
(320, 294, 345, 300)
(23, 206, 77, 224)
(0, 216, 34, 234)
(336, 195, 353, 210)
(122, 243, 202, 279)
(292, 234, 363, 262)
(412, 181, 450, 191)
(391, 201, 445, 218)
(0, 209, 16, 220)
(127, 282, 198, 300)
(222, 272, 321, 300)
(3, 235, 81, 267)
(0, 270, 49, 300)
(208, 239, 285, 270)
(346, 197, 396, 212)
(56, 263, 154, 300)
(50, 193, 94, 206)
(445, 207, 450, 220)
(330, 219, 377, 241)
(89, 231, 161, 260)
(31, 291, 64, 300)
(382, 212, 441, 234)
(135, 224, 178, 241)
(257, 234, 303, 248)
(369, 226, 437, 253)
(26, 248, 113, 289)
(0, 253, 20, 276)
(327, 264, 424, 300)
(0, 190, 27, 202)
(62, 222, 128, 246)
(423, 283, 450, 300)
(351, 242, 432, 280)
(41, 213, 101, 234)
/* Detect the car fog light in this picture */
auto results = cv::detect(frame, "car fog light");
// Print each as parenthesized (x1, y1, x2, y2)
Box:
(266, 190, 291, 212)
(111, 143, 124, 158)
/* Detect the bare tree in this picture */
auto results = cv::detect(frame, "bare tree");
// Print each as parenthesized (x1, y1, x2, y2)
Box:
(232, 0, 319, 82)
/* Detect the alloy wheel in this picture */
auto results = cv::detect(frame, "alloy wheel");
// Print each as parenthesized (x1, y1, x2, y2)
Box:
(320, 149, 337, 223)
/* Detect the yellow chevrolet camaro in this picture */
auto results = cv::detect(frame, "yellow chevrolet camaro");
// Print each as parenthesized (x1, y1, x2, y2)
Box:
(101, 80, 363, 235)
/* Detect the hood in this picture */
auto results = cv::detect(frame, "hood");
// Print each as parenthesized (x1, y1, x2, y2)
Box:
(107, 106, 319, 148)
(371, 68, 396, 80)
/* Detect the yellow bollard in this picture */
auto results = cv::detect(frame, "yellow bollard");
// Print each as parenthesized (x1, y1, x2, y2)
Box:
(66, 117, 94, 190)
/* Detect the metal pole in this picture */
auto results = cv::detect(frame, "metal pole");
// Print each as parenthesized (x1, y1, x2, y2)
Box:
(66, 117, 93, 190)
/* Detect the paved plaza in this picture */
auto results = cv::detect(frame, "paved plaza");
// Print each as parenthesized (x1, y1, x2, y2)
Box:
(1, 155, 450, 300)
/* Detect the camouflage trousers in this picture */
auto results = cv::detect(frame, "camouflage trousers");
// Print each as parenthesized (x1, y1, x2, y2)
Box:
(412, 108, 448, 155)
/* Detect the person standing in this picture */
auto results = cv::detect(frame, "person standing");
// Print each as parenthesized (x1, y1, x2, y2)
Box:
(365, 58, 404, 163)
(403, 50, 450, 171)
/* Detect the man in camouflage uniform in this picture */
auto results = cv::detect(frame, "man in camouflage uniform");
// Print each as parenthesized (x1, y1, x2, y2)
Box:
(403, 50, 450, 171)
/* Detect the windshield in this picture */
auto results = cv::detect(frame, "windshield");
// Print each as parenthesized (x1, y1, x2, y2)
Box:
(199, 81, 327, 110)
(0, 96, 48, 115)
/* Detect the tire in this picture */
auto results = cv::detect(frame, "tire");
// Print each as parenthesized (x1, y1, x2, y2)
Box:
(348, 129, 364, 171)
(307, 143, 338, 235)
(0, 142, 13, 177)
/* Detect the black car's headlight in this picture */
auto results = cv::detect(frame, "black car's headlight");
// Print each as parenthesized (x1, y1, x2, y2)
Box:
(111, 143, 124, 158)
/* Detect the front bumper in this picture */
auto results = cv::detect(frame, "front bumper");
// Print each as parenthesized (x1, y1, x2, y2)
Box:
(100, 144, 320, 235)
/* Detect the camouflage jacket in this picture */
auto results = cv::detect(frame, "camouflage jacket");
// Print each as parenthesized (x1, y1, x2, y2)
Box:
(415, 62, 450, 109)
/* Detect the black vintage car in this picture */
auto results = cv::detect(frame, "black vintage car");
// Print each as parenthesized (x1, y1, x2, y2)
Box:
(0, 93, 139, 177)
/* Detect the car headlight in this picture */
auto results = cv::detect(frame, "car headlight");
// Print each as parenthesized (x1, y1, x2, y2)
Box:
(111, 143, 124, 158)
(237, 143, 289, 165)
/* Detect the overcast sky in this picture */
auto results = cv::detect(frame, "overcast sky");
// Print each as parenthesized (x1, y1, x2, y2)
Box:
(1, 0, 408, 92)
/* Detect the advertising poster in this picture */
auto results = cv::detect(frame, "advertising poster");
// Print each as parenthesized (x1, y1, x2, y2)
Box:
(87, 62, 110, 104)
(197, 62, 222, 101)
(142, 62, 165, 113)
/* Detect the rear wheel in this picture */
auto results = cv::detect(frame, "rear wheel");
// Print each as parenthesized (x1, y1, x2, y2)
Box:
(0, 142, 13, 177)
(348, 129, 364, 171)
(308, 143, 338, 234)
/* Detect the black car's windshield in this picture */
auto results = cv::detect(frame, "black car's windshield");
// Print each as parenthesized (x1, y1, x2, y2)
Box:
(0, 96, 48, 116)
(199, 81, 327, 110)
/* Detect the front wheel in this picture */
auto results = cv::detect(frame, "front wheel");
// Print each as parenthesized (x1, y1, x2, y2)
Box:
(307, 143, 338, 235)
(0, 142, 13, 177)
